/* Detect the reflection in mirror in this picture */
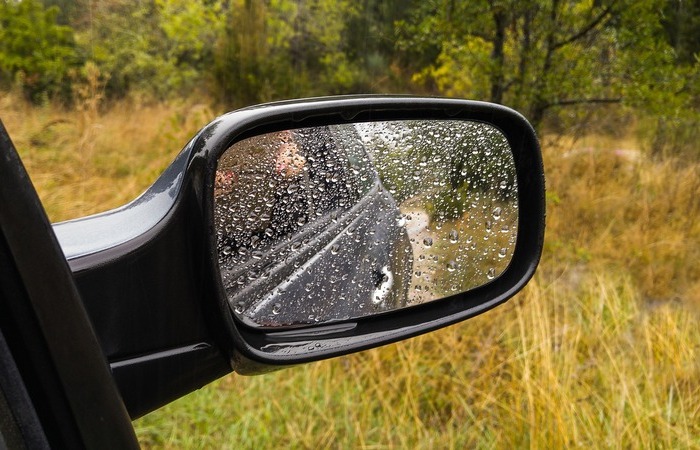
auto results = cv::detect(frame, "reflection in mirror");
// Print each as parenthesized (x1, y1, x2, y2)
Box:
(214, 121, 518, 329)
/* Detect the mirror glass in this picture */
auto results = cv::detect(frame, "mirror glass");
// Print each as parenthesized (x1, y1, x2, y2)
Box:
(214, 120, 518, 328)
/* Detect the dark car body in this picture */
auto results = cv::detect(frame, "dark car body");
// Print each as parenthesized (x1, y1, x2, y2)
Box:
(217, 124, 412, 328)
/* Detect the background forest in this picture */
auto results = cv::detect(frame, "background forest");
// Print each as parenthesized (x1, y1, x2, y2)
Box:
(2, 0, 700, 155)
(1, 0, 699, 448)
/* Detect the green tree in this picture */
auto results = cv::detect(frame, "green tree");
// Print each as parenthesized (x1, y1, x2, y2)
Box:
(662, 0, 700, 65)
(343, 0, 416, 91)
(213, 0, 361, 107)
(0, 0, 79, 102)
(647, 0, 700, 158)
(397, 0, 699, 134)
(71, 0, 224, 99)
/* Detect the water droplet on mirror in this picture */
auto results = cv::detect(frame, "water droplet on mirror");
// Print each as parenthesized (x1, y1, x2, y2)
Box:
(447, 261, 457, 272)
(487, 268, 496, 280)
(330, 244, 340, 255)
(423, 237, 433, 248)
(498, 248, 507, 259)
(234, 302, 245, 314)
(449, 230, 459, 243)
(287, 184, 299, 194)
(492, 207, 502, 220)
(272, 303, 281, 315)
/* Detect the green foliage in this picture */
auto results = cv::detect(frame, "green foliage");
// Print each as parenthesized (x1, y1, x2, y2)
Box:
(397, 0, 700, 143)
(72, 0, 224, 100)
(0, 0, 698, 158)
(663, 0, 700, 65)
(364, 121, 517, 224)
(0, 0, 79, 103)
(212, 0, 362, 106)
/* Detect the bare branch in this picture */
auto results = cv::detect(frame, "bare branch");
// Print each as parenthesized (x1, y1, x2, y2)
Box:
(552, 4, 615, 51)
(547, 97, 622, 107)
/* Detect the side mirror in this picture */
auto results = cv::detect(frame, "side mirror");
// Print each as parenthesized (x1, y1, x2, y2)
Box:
(215, 121, 519, 328)
(53, 96, 544, 417)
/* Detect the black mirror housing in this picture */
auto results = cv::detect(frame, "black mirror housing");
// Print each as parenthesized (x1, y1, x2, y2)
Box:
(52, 95, 544, 416)
(195, 96, 545, 373)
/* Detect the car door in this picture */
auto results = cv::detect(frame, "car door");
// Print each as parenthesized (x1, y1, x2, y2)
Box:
(0, 121, 139, 448)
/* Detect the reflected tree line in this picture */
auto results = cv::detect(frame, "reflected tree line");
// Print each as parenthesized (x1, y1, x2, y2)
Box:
(356, 121, 519, 298)
(362, 121, 516, 223)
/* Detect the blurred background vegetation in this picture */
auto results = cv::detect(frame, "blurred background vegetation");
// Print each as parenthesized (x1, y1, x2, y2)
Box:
(1, 0, 699, 448)
(1, 0, 699, 157)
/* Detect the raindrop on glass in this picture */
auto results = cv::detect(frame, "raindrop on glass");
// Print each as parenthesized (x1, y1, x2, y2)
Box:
(492, 207, 502, 220)
(449, 230, 459, 243)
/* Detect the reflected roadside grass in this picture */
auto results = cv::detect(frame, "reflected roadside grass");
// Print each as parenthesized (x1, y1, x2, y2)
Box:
(401, 188, 518, 304)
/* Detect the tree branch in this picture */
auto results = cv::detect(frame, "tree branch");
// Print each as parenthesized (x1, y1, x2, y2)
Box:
(547, 97, 622, 108)
(552, 4, 615, 51)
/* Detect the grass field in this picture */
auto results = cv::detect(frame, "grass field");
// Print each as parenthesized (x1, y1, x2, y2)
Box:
(3, 94, 698, 449)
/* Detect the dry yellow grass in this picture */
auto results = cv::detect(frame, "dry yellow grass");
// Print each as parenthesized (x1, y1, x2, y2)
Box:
(2, 95, 698, 448)
(0, 92, 216, 222)
(542, 133, 700, 305)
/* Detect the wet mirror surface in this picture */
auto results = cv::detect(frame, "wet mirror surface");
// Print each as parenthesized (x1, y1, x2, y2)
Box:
(214, 121, 518, 328)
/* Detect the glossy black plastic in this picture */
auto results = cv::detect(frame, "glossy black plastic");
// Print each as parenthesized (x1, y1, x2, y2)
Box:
(0, 121, 138, 447)
(51, 96, 544, 415)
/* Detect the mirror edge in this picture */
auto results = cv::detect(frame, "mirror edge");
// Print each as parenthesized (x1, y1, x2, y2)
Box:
(196, 95, 545, 374)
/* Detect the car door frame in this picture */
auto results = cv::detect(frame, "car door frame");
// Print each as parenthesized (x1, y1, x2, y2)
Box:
(0, 121, 139, 448)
